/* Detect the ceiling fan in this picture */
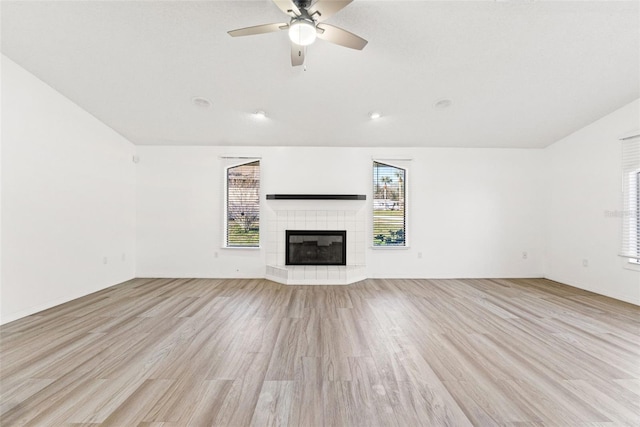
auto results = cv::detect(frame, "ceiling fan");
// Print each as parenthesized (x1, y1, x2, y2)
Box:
(228, 0, 367, 67)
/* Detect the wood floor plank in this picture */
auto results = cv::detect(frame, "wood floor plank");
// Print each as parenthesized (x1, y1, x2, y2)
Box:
(141, 377, 210, 424)
(615, 378, 640, 397)
(287, 380, 325, 426)
(98, 378, 174, 426)
(250, 380, 294, 427)
(560, 379, 640, 425)
(183, 379, 233, 425)
(0, 378, 55, 415)
(1, 368, 95, 425)
(1, 277, 638, 425)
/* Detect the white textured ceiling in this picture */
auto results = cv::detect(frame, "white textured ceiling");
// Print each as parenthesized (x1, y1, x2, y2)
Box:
(2, 1, 638, 148)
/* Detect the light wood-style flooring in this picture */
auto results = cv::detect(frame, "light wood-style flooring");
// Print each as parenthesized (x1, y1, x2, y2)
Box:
(1, 277, 639, 426)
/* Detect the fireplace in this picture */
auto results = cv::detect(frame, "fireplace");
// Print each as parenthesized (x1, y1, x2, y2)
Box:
(286, 230, 347, 266)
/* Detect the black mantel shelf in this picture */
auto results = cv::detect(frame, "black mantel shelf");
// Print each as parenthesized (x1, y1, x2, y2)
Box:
(266, 194, 366, 200)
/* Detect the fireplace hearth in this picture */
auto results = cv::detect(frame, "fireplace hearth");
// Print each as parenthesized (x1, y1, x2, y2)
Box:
(286, 230, 346, 266)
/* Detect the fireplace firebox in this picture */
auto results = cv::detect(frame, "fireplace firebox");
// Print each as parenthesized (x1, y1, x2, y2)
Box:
(286, 230, 346, 266)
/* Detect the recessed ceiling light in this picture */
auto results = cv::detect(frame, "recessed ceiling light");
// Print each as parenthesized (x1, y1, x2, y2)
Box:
(434, 99, 453, 109)
(254, 110, 267, 119)
(369, 111, 382, 119)
(192, 97, 211, 108)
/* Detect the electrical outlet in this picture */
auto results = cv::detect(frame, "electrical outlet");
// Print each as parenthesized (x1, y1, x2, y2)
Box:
(417, 252, 423, 259)
(522, 251, 528, 260)
(122, 253, 126, 262)
(214, 252, 219, 258)
(103, 256, 108, 265)
(582, 259, 589, 267)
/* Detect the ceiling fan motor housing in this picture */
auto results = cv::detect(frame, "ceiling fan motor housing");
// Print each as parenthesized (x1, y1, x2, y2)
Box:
(293, 0, 312, 9)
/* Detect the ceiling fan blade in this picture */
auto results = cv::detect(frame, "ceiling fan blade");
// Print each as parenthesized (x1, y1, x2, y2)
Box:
(308, 0, 353, 22)
(291, 43, 306, 66)
(228, 23, 288, 37)
(316, 23, 367, 50)
(273, 0, 300, 17)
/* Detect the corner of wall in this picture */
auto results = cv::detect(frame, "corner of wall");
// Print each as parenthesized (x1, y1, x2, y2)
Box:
(542, 98, 640, 305)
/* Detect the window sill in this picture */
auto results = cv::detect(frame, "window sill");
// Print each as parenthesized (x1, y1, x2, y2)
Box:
(223, 246, 261, 250)
(624, 260, 640, 272)
(370, 245, 410, 250)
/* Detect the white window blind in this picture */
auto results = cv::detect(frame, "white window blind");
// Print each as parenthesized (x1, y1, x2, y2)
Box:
(226, 160, 260, 247)
(621, 136, 640, 260)
(373, 161, 406, 246)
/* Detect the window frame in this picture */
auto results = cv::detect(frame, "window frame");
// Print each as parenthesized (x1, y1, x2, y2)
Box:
(620, 135, 640, 265)
(629, 169, 640, 264)
(371, 160, 409, 248)
(224, 159, 261, 249)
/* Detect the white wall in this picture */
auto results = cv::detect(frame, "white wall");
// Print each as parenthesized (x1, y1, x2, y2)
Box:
(136, 146, 545, 279)
(370, 148, 546, 278)
(545, 99, 640, 305)
(1, 56, 137, 324)
(135, 146, 262, 278)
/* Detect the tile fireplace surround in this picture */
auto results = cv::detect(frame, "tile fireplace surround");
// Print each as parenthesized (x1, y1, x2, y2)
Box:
(265, 200, 366, 285)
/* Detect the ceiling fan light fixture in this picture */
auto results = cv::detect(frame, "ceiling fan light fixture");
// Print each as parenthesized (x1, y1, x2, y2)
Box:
(288, 19, 316, 46)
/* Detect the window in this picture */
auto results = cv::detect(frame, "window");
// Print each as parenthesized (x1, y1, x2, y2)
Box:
(621, 137, 640, 262)
(636, 170, 640, 261)
(373, 161, 406, 246)
(226, 160, 260, 247)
